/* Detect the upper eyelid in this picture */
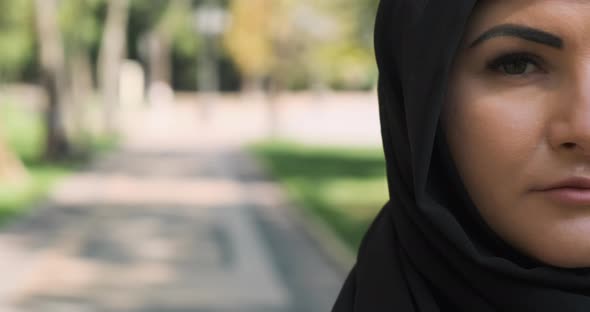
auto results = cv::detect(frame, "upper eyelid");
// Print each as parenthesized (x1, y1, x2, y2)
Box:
(487, 52, 545, 68)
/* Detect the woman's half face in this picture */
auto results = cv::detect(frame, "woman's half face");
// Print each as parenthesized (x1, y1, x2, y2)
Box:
(444, 0, 590, 268)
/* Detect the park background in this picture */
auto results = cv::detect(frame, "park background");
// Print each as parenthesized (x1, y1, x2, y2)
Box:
(0, 0, 387, 311)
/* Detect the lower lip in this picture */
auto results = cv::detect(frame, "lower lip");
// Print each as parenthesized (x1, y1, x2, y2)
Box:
(539, 188, 590, 205)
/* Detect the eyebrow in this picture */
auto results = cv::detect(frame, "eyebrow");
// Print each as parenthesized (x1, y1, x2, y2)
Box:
(468, 23, 564, 49)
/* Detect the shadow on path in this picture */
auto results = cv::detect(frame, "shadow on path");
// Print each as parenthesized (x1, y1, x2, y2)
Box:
(0, 146, 346, 312)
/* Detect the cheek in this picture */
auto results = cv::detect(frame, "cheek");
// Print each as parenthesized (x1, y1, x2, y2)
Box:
(443, 79, 552, 235)
(444, 83, 549, 190)
(441, 76, 590, 264)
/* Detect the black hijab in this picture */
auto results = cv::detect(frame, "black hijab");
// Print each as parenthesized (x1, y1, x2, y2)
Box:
(332, 1, 590, 311)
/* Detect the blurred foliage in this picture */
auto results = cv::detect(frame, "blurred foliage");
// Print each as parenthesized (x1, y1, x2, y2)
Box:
(308, 0, 379, 90)
(127, 0, 170, 59)
(223, 0, 379, 90)
(59, 0, 104, 51)
(0, 102, 44, 163)
(157, 0, 200, 57)
(0, 0, 35, 80)
(251, 141, 387, 251)
(0, 0, 379, 89)
(0, 100, 66, 222)
(223, 0, 274, 83)
(0, 163, 70, 225)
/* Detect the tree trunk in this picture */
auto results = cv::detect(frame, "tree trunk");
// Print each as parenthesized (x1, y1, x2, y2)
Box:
(242, 75, 265, 94)
(266, 73, 284, 138)
(34, 0, 70, 160)
(147, 31, 172, 87)
(97, 0, 130, 135)
(69, 48, 94, 145)
(197, 34, 220, 121)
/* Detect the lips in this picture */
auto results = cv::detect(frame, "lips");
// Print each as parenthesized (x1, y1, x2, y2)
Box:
(535, 177, 590, 205)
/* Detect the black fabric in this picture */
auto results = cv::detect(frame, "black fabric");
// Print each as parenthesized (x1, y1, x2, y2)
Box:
(332, 1, 590, 311)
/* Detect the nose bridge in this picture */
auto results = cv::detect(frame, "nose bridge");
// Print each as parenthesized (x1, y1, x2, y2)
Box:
(545, 5, 590, 154)
(555, 59, 590, 153)
(568, 59, 590, 131)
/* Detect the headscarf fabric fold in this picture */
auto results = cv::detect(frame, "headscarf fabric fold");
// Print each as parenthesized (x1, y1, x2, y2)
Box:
(332, 1, 590, 311)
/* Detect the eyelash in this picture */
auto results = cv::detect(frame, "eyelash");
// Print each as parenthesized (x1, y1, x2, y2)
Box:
(486, 52, 545, 76)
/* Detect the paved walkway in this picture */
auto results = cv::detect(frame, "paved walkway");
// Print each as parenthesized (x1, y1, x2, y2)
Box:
(0, 100, 350, 311)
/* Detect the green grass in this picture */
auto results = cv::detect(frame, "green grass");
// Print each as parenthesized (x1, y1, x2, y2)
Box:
(0, 101, 118, 225)
(1, 102, 45, 164)
(0, 164, 72, 224)
(250, 141, 388, 252)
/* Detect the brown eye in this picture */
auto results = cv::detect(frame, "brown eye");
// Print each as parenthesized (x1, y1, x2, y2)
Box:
(501, 59, 535, 75)
(487, 53, 541, 76)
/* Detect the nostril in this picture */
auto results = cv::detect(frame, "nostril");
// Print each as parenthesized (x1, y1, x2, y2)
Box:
(563, 142, 577, 149)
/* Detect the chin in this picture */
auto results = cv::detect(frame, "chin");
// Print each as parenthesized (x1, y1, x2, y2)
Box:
(525, 235, 590, 269)
(535, 254, 590, 269)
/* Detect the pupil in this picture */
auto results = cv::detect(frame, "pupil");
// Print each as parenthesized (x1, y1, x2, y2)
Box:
(503, 60, 527, 74)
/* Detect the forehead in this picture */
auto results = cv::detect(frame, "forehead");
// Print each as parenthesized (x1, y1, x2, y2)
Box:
(463, 0, 590, 45)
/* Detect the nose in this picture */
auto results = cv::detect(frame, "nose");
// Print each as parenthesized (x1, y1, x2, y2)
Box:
(548, 68, 590, 156)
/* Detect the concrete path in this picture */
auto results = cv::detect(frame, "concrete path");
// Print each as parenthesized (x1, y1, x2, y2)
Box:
(0, 99, 352, 312)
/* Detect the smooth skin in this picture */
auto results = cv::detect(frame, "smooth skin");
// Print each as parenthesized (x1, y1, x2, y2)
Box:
(443, 0, 590, 268)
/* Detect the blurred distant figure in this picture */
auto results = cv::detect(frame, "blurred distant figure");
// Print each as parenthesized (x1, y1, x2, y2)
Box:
(148, 81, 174, 109)
(119, 60, 145, 110)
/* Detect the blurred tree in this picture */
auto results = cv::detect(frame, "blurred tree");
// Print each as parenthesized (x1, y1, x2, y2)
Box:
(98, 0, 130, 134)
(0, 0, 35, 82)
(293, 0, 378, 91)
(326, 0, 379, 90)
(129, 0, 170, 88)
(127, 0, 233, 92)
(34, 0, 70, 160)
(223, 0, 273, 92)
(166, 1, 204, 91)
(276, 1, 334, 90)
(130, 0, 210, 92)
(143, 0, 196, 88)
(223, 0, 378, 92)
(59, 0, 104, 143)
